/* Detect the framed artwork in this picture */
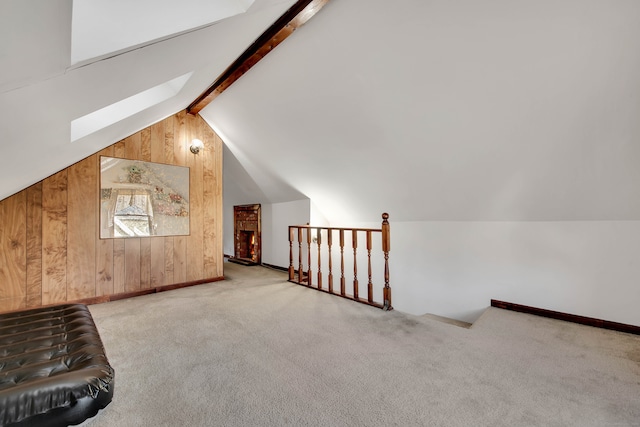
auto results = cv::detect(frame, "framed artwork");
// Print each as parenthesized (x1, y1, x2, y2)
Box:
(99, 156, 190, 238)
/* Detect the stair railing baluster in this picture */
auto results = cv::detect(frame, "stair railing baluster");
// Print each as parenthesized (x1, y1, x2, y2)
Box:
(316, 228, 322, 289)
(352, 229, 358, 300)
(340, 229, 345, 296)
(307, 227, 312, 287)
(289, 226, 295, 281)
(367, 230, 373, 303)
(298, 227, 303, 284)
(327, 228, 333, 294)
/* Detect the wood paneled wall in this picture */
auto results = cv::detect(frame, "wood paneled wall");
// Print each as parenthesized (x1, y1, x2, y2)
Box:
(0, 112, 223, 312)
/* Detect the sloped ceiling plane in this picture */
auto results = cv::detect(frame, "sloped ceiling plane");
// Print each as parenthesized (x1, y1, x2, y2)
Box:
(2, 0, 640, 224)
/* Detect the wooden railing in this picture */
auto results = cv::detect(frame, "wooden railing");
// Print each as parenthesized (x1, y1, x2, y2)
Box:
(288, 213, 392, 310)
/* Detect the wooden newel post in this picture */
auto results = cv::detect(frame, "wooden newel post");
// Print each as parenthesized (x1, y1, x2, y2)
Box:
(381, 212, 392, 311)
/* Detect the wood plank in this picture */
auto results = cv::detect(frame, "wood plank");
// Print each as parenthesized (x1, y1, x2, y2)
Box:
(213, 131, 224, 278)
(67, 155, 97, 300)
(187, 0, 331, 114)
(172, 112, 188, 283)
(137, 128, 156, 283)
(114, 140, 126, 158)
(25, 184, 42, 307)
(113, 239, 125, 294)
(202, 120, 217, 278)
(0, 191, 27, 304)
(173, 236, 187, 284)
(125, 238, 141, 292)
(96, 146, 114, 297)
(140, 127, 152, 161)
(96, 238, 114, 296)
(125, 128, 146, 294)
(164, 115, 175, 164)
(42, 171, 68, 304)
(164, 237, 174, 285)
(150, 236, 165, 287)
(125, 133, 142, 160)
(150, 120, 165, 163)
(173, 112, 187, 167)
(186, 114, 204, 281)
(140, 238, 151, 288)
(149, 120, 167, 286)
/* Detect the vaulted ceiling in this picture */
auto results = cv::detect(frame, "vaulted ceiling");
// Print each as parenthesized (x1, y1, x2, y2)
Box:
(0, 0, 296, 200)
(2, 0, 640, 224)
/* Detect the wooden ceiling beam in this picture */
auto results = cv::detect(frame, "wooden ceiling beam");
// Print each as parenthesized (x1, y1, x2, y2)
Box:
(186, 0, 330, 115)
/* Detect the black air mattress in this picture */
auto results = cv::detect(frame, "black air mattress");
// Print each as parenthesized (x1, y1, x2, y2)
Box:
(0, 304, 114, 427)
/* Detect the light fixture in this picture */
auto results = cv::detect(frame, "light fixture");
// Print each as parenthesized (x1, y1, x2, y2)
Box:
(190, 138, 204, 154)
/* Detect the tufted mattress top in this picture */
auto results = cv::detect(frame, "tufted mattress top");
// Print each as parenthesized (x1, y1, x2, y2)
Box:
(0, 304, 114, 426)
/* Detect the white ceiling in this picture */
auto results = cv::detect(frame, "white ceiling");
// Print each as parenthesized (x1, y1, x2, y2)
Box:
(202, 0, 640, 222)
(2, 0, 640, 224)
(71, 0, 255, 65)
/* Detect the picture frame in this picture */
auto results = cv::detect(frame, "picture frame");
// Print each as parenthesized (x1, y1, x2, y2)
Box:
(99, 156, 190, 239)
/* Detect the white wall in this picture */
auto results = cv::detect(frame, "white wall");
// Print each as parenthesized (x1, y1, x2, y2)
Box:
(310, 200, 329, 227)
(222, 203, 235, 257)
(262, 199, 310, 268)
(389, 220, 640, 325)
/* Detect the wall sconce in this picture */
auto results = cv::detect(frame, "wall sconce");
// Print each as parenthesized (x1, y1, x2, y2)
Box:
(190, 138, 204, 154)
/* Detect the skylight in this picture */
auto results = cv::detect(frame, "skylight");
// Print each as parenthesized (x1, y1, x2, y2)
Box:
(71, 72, 192, 142)
(71, 0, 255, 65)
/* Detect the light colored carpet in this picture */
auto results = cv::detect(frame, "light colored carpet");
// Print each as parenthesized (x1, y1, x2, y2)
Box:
(81, 262, 640, 427)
